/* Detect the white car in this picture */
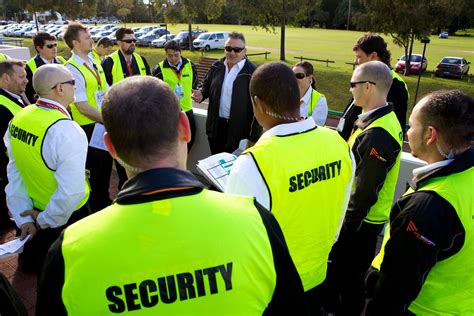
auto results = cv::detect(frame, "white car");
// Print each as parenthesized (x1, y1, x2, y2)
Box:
(193, 32, 228, 51)
(150, 34, 176, 48)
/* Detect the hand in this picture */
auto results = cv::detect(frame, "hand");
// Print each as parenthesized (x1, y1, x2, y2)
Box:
(191, 89, 203, 103)
(19, 222, 37, 240)
(21, 209, 39, 221)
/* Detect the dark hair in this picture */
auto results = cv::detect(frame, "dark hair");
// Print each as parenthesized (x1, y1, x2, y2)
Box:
(250, 62, 300, 115)
(102, 76, 180, 166)
(228, 31, 246, 46)
(0, 60, 24, 76)
(164, 40, 180, 52)
(353, 33, 391, 67)
(295, 61, 316, 89)
(33, 32, 56, 52)
(116, 28, 134, 41)
(63, 22, 88, 49)
(97, 37, 114, 47)
(418, 90, 474, 148)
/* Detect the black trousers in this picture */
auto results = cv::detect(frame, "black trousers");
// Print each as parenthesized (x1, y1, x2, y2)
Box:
(82, 124, 113, 211)
(19, 203, 91, 274)
(208, 118, 238, 155)
(323, 221, 384, 315)
(186, 110, 196, 152)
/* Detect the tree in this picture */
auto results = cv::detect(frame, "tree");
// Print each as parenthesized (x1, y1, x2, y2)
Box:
(158, 0, 226, 51)
(111, 0, 133, 23)
(235, 0, 318, 61)
(355, 0, 460, 75)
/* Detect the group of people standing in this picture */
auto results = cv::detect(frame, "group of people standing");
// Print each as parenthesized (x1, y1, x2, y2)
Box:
(0, 23, 472, 316)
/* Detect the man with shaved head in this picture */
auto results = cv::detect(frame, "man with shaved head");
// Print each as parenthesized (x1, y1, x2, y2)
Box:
(5, 64, 90, 273)
(324, 61, 403, 315)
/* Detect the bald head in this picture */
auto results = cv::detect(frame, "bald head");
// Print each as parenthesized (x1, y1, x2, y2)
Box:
(353, 60, 392, 97)
(33, 64, 73, 96)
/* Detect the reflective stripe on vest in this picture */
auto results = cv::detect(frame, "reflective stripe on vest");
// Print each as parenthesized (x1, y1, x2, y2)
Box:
(0, 53, 7, 61)
(160, 61, 193, 112)
(10, 105, 89, 211)
(66, 57, 107, 126)
(0, 95, 23, 116)
(308, 89, 325, 117)
(244, 127, 353, 291)
(407, 167, 474, 315)
(391, 70, 409, 99)
(348, 111, 402, 224)
(61, 190, 277, 314)
(27, 56, 67, 74)
(109, 51, 146, 84)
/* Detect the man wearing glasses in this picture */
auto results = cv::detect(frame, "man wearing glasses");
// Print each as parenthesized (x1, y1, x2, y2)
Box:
(101, 27, 150, 189)
(5, 64, 89, 273)
(25, 32, 66, 104)
(324, 61, 403, 315)
(192, 32, 261, 154)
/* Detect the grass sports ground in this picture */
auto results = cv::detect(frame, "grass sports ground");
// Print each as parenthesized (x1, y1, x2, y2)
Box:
(22, 23, 474, 118)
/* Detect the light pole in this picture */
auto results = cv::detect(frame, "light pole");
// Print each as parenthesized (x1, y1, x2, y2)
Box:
(413, 37, 430, 106)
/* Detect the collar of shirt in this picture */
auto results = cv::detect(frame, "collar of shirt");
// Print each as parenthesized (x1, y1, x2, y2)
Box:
(3, 89, 21, 101)
(260, 118, 316, 140)
(224, 58, 246, 73)
(37, 97, 71, 119)
(301, 86, 312, 106)
(169, 57, 183, 71)
(71, 52, 93, 68)
(39, 55, 54, 64)
(358, 103, 390, 121)
(412, 159, 453, 179)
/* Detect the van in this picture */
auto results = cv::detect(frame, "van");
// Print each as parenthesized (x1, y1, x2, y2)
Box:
(193, 32, 228, 51)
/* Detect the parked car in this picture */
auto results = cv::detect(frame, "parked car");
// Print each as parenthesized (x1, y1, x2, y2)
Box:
(150, 34, 176, 48)
(193, 32, 228, 51)
(395, 54, 428, 74)
(136, 28, 169, 46)
(435, 57, 470, 78)
(175, 29, 207, 50)
(439, 32, 449, 39)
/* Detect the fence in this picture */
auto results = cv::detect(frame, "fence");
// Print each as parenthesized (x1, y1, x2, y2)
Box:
(294, 56, 335, 67)
(0, 38, 23, 47)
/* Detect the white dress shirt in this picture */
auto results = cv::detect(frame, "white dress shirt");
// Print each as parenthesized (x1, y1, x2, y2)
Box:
(300, 86, 328, 126)
(4, 98, 89, 229)
(65, 53, 108, 103)
(226, 118, 356, 213)
(219, 58, 246, 119)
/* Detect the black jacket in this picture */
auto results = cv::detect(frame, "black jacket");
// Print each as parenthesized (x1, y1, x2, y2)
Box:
(201, 58, 261, 149)
(101, 50, 151, 86)
(339, 77, 408, 141)
(366, 147, 473, 315)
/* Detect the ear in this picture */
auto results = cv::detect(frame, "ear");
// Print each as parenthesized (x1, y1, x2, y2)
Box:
(178, 111, 191, 143)
(369, 51, 379, 61)
(104, 132, 117, 158)
(425, 126, 438, 146)
(253, 95, 266, 115)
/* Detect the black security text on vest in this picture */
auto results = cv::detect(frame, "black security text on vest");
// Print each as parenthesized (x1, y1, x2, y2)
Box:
(10, 124, 39, 147)
(106, 262, 233, 313)
(289, 160, 342, 192)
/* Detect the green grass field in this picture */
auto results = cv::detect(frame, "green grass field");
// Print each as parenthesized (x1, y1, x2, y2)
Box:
(17, 23, 474, 118)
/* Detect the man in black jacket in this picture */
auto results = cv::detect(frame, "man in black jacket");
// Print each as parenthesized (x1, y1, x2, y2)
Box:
(192, 32, 261, 154)
(338, 33, 408, 140)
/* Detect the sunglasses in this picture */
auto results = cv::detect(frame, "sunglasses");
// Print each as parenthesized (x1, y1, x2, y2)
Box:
(295, 72, 307, 79)
(121, 39, 137, 44)
(350, 81, 377, 88)
(51, 79, 75, 90)
(45, 43, 57, 49)
(225, 46, 244, 53)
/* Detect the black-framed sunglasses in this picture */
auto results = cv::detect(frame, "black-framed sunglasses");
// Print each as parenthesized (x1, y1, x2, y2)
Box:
(295, 72, 307, 79)
(225, 46, 244, 53)
(350, 81, 376, 88)
(45, 43, 58, 49)
(51, 79, 75, 90)
(122, 39, 137, 44)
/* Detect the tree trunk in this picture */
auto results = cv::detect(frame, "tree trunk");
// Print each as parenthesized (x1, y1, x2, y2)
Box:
(34, 10, 39, 31)
(280, 0, 287, 61)
(188, 23, 194, 52)
(405, 31, 415, 76)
